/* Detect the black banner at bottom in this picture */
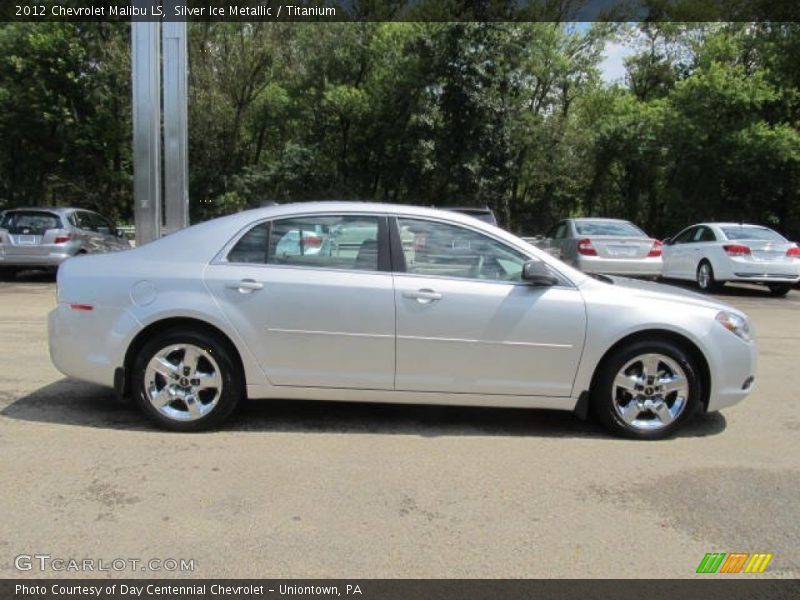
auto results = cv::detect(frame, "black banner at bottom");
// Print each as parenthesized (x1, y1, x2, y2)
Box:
(3, 579, 799, 600)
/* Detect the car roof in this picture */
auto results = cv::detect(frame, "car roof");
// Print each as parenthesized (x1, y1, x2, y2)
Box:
(3, 207, 77, 214)
(571, 217, 631, 223)
(701, 222, 770, 228)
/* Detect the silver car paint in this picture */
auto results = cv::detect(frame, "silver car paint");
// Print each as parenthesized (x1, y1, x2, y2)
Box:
(540, 218, 663, 277)
(48, 202, 755, 415)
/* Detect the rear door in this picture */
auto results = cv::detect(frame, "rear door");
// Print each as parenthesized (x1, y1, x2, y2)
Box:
(392, 216, 586, 397)
(205, 213, 397, 390)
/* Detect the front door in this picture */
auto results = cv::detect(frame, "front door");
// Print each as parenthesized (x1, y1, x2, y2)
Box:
(205, 214, 396, 390)
(392, 217, 586, 397)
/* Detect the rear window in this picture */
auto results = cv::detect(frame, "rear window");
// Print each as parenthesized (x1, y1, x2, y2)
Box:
(0, 211, 62, 234)
(721, 226, 785, 242)
(574, 221, 646, 237)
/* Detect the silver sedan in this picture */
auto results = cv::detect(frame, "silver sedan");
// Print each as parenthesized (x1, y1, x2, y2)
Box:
(48, 202, 756, 439)
(539, 218, 663, 277)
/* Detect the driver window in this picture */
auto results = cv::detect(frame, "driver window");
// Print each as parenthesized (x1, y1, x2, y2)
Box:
(398, 218, 528, 282)
(553, 222, 567, 240)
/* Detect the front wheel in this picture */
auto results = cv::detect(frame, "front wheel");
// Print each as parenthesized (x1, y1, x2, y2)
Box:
(592, 339, 702, 439)
(768, 284, 792, 297)
(132, 328, 242, 431)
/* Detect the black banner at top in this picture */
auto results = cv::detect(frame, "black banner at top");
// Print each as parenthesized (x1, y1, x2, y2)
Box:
(1, 0, 799, 23)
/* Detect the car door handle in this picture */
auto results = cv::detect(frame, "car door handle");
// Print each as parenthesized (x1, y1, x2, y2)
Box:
(227, 279, 263, 293)
(403, 289, 442, 303)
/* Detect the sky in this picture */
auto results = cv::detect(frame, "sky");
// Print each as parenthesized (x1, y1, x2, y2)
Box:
(599, 39, 636, 83)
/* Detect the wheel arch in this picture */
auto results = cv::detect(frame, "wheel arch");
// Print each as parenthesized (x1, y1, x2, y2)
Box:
(589, 328, 711, 411)
(121, 316, 246, 400)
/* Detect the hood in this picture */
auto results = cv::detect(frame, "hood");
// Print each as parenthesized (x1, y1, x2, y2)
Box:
(581, 274, 743, 315)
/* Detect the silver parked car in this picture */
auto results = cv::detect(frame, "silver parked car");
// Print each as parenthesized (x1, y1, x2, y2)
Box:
(0, 207, 130, 278)
(49, 202, 756, 439)
(662, 222, 800, 296)
(539, 218, 663, 277)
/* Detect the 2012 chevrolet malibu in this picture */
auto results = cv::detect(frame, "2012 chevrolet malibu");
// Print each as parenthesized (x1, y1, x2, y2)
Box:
(48, 202, 757, 439)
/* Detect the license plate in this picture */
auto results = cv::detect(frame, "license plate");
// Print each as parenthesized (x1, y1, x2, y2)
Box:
(18, 235, 36, 245)
(752, 251, 783, 261)
(608, 246, 637, 257)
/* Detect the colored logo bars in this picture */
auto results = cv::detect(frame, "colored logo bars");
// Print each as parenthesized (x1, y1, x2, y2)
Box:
(696, 552, 774, 574)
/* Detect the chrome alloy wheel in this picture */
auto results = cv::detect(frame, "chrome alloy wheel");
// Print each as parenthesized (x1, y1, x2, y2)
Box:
(697, 263, 712, 290)
(611, 353, 689, 431)
(144, 344, 222, 422)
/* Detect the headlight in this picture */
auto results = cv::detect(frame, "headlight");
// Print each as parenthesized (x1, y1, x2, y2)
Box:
(716, 311, 752, 342)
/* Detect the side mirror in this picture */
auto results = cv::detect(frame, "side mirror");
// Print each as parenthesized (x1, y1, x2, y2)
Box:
(662, 237, 673, 246)
(522, 260, 559, 287)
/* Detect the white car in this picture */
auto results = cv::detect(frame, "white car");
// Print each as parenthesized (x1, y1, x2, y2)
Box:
(662, 222, 800, 296)
(48, 203, 757, 439)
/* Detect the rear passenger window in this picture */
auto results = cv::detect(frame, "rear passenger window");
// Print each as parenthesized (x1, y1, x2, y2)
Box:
(227, 222, 269, 264)
(268, 216, 380, 271)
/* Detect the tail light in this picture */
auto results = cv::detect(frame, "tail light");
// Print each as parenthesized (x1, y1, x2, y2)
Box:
(577, 238, 597, 256)
(787, 246, 800, 258)
(54, 235, 72, 244)
(723, 244, 751, 257)
(647, 240, 663, 257)
(303, 235, 323, 249)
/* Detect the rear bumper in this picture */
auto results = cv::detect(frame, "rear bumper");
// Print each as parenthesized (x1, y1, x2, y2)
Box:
(48, 303, 142, 388)
(0, 251, 74, 268)
(575, 255, 663, 277)
(730, 272, 800, 284)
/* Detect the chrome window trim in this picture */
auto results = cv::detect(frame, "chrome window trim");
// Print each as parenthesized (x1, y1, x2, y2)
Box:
(211, 209, 576, 288)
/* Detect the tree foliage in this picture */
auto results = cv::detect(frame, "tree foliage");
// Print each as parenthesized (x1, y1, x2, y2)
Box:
(0, 21, 798, 238)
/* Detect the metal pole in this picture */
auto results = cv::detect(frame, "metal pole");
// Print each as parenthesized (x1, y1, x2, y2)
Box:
(162, 11, 189, 233)
(131, 19, 161, 245)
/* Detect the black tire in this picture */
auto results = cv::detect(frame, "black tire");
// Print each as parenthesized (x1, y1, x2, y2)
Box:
(0, 267, 17, 281)
(132, 327, 242, 432)
(768, 284, 792, 297)
(696, 260, 720, 293)
(591, 339, 703, 440)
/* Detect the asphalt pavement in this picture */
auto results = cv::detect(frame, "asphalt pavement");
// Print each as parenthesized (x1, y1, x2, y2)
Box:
(0, 272, 797, 578)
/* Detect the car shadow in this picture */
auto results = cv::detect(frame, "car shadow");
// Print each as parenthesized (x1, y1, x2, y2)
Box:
(3, 269, 57, 283)
(661, 278, 787, 298)
(1, 378, 727, 440)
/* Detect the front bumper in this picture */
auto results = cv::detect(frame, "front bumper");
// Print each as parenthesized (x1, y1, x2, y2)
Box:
(702, 324, 758, 412)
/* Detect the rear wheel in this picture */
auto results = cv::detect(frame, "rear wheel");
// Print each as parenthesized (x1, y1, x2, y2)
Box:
(592, 339, 702, 439)
(768, 284, 792, 297)
(132, 328, 242, 431)
(696, 261, 720, 293)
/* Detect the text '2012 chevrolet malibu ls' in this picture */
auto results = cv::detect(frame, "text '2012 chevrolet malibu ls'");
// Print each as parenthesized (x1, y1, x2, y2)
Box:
(48, 202, 757, 439)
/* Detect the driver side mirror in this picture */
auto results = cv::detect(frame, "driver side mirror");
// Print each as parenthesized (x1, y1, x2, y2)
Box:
(522, 260, 559, 287)
(662, 237, 673, 246)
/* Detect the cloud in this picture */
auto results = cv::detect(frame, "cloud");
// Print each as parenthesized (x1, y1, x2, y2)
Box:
(599, 40, 637, 84)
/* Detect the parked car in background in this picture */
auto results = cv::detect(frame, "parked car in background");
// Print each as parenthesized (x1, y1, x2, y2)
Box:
(50, 202, 756, 439)
(443, 206, 498, 226)
(538, 218, 663, 278)
(662, 222, 800, 296)
(0, 207, 130, 279)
